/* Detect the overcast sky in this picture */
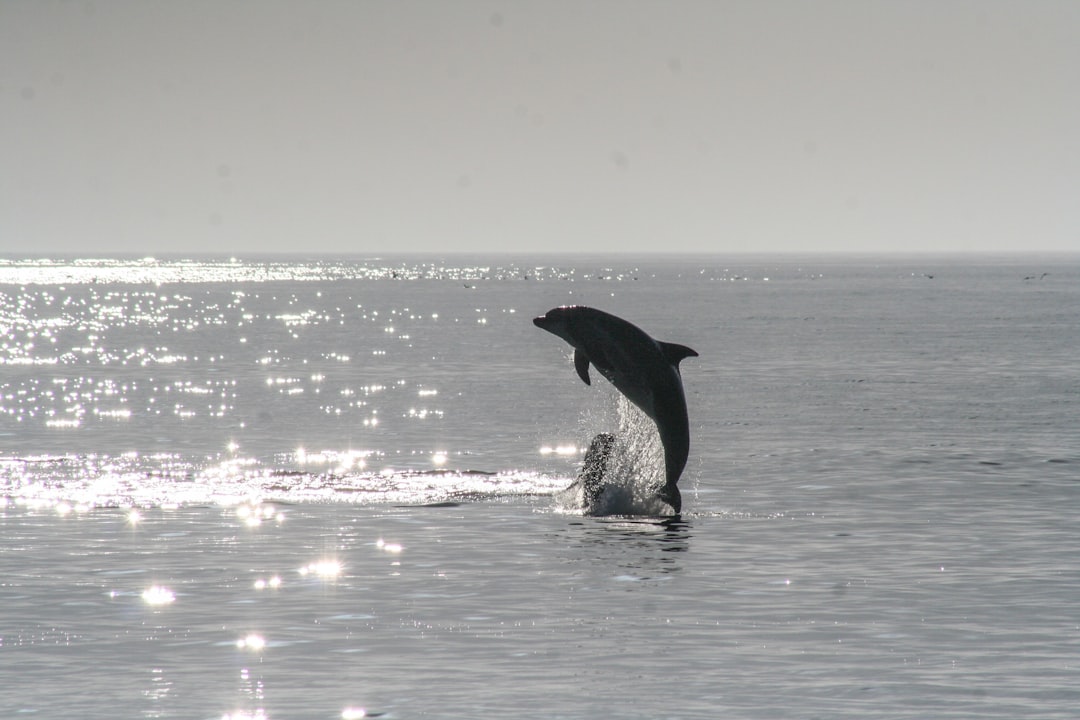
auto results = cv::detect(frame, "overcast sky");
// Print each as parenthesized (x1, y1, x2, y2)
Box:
(2, 1, 1078, 255)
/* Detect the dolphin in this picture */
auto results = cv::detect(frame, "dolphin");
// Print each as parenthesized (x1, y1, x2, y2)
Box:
(533, 306, 698, 513)
(577, 432, 616, 511)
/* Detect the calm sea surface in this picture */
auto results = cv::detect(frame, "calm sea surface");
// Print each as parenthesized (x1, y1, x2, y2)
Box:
(1, 254, 1078, 719)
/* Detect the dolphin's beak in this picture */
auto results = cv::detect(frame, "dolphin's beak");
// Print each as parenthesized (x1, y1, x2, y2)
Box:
(532, 315, 550, 330)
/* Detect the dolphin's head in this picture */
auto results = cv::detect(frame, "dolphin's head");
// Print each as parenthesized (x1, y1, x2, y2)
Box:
(533, 306, 581, 344)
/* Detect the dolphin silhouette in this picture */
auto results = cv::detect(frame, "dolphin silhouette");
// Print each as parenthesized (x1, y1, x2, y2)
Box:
(533, 306, 697, 513)
(577, 432, 616, 512)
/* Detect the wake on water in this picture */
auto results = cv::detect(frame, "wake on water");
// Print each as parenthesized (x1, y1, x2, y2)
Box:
(555, 392, 675, 517)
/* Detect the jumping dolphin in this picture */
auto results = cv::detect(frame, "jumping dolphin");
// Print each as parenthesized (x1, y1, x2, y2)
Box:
(533, 306, 697, 513)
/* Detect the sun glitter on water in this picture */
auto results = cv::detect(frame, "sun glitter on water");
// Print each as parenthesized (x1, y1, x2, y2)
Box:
(141, 585, 176, 605)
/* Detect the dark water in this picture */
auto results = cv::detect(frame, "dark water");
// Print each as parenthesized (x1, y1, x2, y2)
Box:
(1, 254, 1077, 718)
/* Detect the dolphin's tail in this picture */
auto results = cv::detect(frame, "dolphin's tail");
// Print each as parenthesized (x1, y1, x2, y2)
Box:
(659, 418, 690, 485)
(656, 482, 682, 514)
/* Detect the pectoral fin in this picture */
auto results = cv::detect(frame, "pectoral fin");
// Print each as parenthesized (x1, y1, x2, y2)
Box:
(574, 349, 592, 385)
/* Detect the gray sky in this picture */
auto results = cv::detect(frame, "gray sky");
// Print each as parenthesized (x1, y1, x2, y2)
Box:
(2, 1, 1078, 255)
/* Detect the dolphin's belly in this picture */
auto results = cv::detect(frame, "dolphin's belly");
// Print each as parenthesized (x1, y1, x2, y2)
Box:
(607, 369, 657, 420)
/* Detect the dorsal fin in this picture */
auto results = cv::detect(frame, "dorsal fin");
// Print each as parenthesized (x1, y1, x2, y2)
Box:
(574, 348, 592, 385)
(659, 341, 698, 367)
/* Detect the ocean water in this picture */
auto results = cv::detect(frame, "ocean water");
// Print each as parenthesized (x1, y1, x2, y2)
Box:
(1, 254, 1077, 719)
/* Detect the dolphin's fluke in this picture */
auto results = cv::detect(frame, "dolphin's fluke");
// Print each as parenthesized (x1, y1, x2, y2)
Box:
(574, 349, 592, 385)
(656, 482, 682, 514)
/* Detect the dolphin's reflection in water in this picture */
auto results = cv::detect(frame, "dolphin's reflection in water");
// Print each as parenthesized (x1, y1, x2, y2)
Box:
(581, 515, 691, 551)
(561, 514, 692, 580)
